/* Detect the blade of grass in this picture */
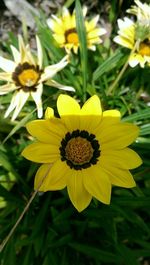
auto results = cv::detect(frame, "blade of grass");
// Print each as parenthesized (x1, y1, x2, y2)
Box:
(75, 0, 88, 102)
(122, 108, 150, 122)
(0, 164, 52, 252)
(93, 49, 123, 81)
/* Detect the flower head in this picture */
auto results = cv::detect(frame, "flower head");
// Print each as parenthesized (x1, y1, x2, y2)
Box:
(114, 17, 150, 67)
(22, 95, 142, 212)
(47, 7, 106, 53)
(127, 0, 150, 42)
(0, 35, 74, 120)
(127, 0, 150, 28)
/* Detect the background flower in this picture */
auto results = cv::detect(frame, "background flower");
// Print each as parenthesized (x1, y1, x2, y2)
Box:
(0, 35, 74, 120)
(114, 17, 150, 67)
(47, 6, 106, 53)
(127, 0, 150, 27)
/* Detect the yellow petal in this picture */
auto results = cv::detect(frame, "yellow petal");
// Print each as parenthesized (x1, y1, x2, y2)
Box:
(47, 17, 64, 34)
(34, 163, 52, 191)
(26, 118, 66, 145)
(45, 107, 54, 119)
(103, 167, 136, 188)
(87, 37, 101, 46)
(98, 123, 139, 149)
(62, 7, 72, 30)
(114, 36, 134, 49)
(67, 169, 92, 212)
(85, 15, 99, 32)
(114, 17, 135, 49)
(57, 94, 80, 131)
(22, 142, 59, 163)
(100, 148, 142, 169)
(103, 109, 121, 119)
(87, 28, 105, 39)
(34, 160, 68, 191)
(83, 165, 111, 204)
(72, 45, 79, 54)
(129, 53, 146, 68)
(80, 95, 102, 131)
(81, 95, 102, 116)
(94, 110, 121, 135)
(53, 33, 65, 45)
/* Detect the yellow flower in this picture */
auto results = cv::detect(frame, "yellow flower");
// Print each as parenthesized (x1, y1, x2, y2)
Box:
(114, 17, 150, 67)
(0, 35, 74, 121)
(22, 95, 142, 212)
(47, 7, 106, 53)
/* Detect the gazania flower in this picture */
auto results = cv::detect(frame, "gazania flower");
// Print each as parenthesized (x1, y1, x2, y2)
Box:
(127, 0, 150, 27)
(114, 17, 150, 67)
(0, 35, 74, 120)
(22, 95, 142, 212)
(47, 7, 106, 53)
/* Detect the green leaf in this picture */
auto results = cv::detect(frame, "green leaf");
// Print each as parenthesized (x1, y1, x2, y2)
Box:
(113, 197, 150, 207)
(69, 242, 121, 263)
(75, 0, 88, 100)
(2, 110, 35, 144)
(117, 244, 139, 265)
(93, 50, 123, 81)
(122, 108, 150, 122)
(140, 124, 150, 136)
(36, 16, 64, 61)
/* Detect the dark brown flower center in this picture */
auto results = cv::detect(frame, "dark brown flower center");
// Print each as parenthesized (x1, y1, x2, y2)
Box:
(60, 130, 100, 170)
(12, 62, 42, 92)
(65, 28, 79, 44)
(65, 137, 93, 165)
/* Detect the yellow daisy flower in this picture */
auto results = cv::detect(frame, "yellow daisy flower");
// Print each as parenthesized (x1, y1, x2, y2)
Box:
(0, 35, 74, 121)
(22, 95, 142, 212)
(114, 17, 150, 68)
(47, 7, 106, 53)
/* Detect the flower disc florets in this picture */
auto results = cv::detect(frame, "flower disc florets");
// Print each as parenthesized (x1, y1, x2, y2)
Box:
(12, 62, 42, 92)
(60, 130, 100, 170)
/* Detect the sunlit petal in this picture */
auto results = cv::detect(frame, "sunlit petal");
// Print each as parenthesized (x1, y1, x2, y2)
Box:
(36, 35, 43, 69)
(46, 79, 75, 92)
(0, 56, 16, 72)
(10, 45, 21, 64)
(41, 55, 68, 82)
(31, 83, 43, 118)
(0, 83, 16, 95)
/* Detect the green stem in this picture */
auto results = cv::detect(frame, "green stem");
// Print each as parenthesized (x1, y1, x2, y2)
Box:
(107, 42, 138, 95)
(0, 165, 51, 252)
